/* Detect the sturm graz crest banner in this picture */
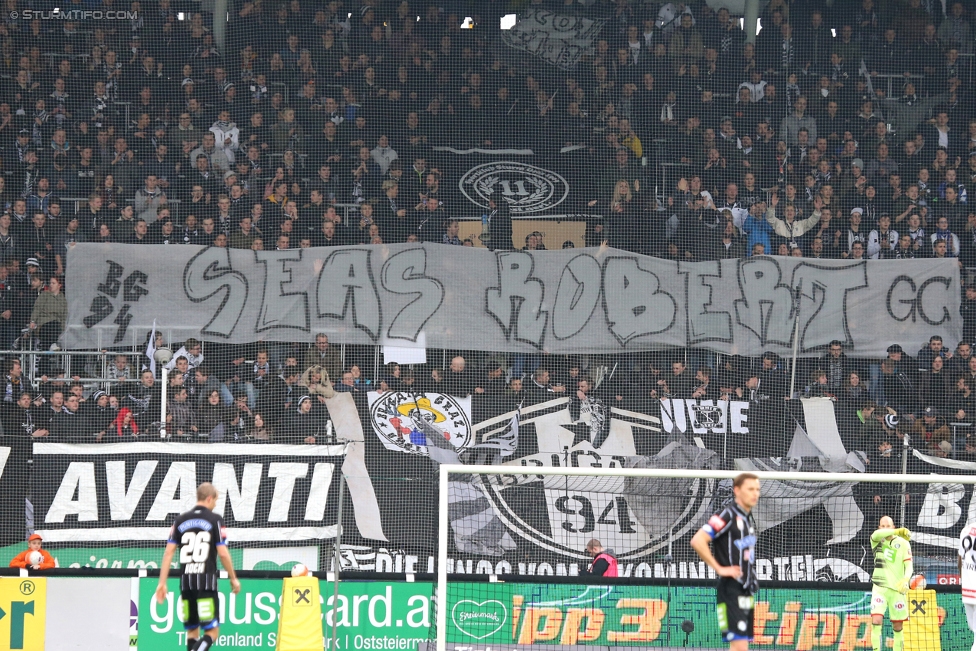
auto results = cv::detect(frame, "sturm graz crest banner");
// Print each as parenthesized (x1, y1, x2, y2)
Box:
(434, 148, 604, 219)
(354, 396, 976, 582)
(459, 160, 571, 216)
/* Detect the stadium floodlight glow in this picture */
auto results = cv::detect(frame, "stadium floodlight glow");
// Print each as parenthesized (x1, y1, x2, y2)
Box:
(434, 463, 976, 651)
(500, 14, 517, 30)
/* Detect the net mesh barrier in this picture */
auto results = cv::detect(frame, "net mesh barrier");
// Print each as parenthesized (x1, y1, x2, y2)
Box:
(431, 469, 971, 651)
(0, 0, 974, 646)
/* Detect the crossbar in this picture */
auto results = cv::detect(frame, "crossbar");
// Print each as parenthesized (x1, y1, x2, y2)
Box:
(438, 464, 976, 484)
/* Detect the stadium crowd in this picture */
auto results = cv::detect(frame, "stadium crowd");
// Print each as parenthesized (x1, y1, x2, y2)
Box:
(0, 1, 974, 467)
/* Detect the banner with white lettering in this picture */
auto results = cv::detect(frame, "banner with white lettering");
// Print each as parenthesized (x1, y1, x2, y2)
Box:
(499, 9, 606, 70)
(14, 398, 976, 583)
(0, 443, 28, 546)
(64, 244, 962, 358)
(31, 442, 386, 543)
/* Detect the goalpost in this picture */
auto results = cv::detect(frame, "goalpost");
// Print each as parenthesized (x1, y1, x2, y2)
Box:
(435, 464, 976, 651)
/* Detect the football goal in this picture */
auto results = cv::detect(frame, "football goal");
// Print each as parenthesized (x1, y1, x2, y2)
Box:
(433, 464, 976, 651)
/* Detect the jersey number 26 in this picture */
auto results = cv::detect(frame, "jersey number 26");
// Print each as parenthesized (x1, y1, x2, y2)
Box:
(179, 531, 211, 564)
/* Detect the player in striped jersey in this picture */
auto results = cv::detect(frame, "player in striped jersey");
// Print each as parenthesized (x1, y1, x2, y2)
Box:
(691, 472, 760, 651)
(155, 483, 241, 651)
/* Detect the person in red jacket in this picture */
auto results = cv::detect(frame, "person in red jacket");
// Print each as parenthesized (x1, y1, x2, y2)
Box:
(584, 539, 618, 577)
(9, 533, 56, 570)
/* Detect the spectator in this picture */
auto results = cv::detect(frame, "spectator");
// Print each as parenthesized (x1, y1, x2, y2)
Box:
(300, 365, 335, 402)
(28, 276, 66, 353)
(122, 370, 161, 432)
(780, 96, 816, 146)
(277, 395, 324, 444)
(257, 366, 301, 427)
(917, 335, 951, 373)
(528, 368, 566, 403)
(164, 339, 204, 375)
(196, 389, 234, 441)
(113, 408, 140, 439)
(191, 365, 225, 408)
(8, 534, 55, 570)
(166, 386, 197, 440)
(303, 333, 341, 381)
(53, 394, 92, 442)
(908, 406, 952, 457)
(189, 132, 231, 173)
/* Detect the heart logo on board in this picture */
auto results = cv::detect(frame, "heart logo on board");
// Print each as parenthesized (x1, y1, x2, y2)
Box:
(451, 600, 507, 640)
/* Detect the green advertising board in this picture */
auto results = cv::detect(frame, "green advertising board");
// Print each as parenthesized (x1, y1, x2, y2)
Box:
(446, 583, 958, 649)
(135, 579, 967, 651)
(137, 578, 435, 650)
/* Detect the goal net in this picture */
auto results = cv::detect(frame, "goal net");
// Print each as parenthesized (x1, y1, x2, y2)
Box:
(433, 465, 976, 651)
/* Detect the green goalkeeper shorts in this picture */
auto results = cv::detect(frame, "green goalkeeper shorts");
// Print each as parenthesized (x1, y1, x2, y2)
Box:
(871, 585, 908, 622)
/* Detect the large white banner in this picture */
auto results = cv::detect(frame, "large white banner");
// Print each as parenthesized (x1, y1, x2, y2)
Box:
(64, 243, 961, 358)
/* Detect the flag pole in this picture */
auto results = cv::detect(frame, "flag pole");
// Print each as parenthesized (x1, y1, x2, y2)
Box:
(160, 367, 168, 439)
(788, 283, 801, 399)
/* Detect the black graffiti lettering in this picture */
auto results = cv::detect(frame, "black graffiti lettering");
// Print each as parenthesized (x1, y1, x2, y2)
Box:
(679, 261, 732, 345)
(792, 262, 868, 352)
(122, 270, 149, 302)
(555, 495, 595, 533)
(112, 304, 132, 344)
(917, 276, 954, 326)
(82, 295, 113, 328)
(570, 450, 602, 467)
(485, 251, 548, 348)
(96, 261, 124, 298)
(734, 257, 794, 346)
(381, 248, 445, 343)
(316, 249, 381, 342)
(84, 261, 151, 341)
(183, 247, 249, 338)
(255, 250, 310, 333)
(886, 275, 953, 325)
(551, 14, 579, 32)
(602, 257, 677, 346)
(552, 254, 601, 340)
(887, 276, 917, 322)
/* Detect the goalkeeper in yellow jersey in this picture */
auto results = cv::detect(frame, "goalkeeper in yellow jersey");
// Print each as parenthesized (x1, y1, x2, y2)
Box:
(870, 516, 913, 651)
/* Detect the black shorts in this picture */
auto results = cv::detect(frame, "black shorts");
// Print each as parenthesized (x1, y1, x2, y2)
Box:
(181, 590, 220, 631)
(716, 580, 755, 642)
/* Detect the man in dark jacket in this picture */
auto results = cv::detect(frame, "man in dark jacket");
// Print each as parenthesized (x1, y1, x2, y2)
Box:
(487, 189, 513, 252)
(442, 356, 476, 397)
(257, 367, 301, 427)
(122, 370, 161, 431)
(85, 390, 116, 440)
(277, 395, 327, 444)
(821, 340, 852, 394)
(53, 394, 94, 442)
